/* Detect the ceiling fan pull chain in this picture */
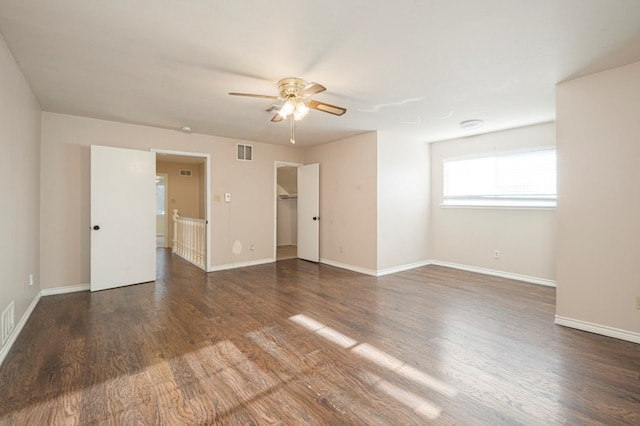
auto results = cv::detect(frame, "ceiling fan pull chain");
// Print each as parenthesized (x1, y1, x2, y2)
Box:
(290, 116, 295, 144)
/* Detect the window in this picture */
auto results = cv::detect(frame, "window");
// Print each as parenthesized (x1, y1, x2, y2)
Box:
(155, 175, 166, 215)
(443, 149, 556, 208)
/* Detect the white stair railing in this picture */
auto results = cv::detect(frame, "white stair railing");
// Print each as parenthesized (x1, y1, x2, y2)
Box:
(172, 209, 206, 270)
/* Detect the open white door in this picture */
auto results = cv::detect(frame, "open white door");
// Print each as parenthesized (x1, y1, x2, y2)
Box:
(297, 163, 320, 262)
(91, 145, 156, 291)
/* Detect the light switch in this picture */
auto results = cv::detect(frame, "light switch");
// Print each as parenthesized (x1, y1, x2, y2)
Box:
(224, 192, 231, 203)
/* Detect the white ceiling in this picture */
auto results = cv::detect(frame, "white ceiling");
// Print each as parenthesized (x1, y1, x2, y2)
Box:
(1, 0, 640, 147)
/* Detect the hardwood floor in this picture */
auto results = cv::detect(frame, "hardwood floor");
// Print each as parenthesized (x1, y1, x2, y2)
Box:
(0, 249, 638, 424)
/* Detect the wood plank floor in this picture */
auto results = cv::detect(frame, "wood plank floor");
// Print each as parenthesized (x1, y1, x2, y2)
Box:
(0, 249, 638, 424)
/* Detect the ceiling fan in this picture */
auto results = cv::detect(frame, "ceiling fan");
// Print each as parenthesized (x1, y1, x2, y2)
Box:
(229, 77, 347, 144)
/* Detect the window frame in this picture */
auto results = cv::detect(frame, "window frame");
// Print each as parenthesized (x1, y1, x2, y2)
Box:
(441, 147, 557, 210)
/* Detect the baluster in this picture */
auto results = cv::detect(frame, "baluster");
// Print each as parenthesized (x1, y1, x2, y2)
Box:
(190, 219, 195, 262)
(190, 219, 195, 263)
(179, 218, 183, 257)
(184, 219, 189, 260)
(199, 221, 204, 267)
(179, 220, 183, 256)
(172, 209, 179, 253)
(197, 221, 203, 267)
(188, 220, 194, 262)
(182, 220, 186, 257)
(191, 220, 196, 262)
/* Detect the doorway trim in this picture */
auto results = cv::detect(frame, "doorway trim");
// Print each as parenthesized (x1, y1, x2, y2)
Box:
(156, 172, 169, 248)
(273, 161, 303, 261)
(152, 149, 212, 272)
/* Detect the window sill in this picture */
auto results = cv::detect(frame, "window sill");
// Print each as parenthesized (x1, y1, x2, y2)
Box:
(440, 203, 556, 211)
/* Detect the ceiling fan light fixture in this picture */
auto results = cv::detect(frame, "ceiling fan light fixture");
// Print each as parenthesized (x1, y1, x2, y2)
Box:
(293, 103, 309, 121)
(278, 100, 295, 118)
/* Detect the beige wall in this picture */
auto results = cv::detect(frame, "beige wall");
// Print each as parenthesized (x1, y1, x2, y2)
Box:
(305, 132, 378, 272)
(158, 162, 203, 219)
(430, 123, 557, 282)
(556, 61, 640, 336)
(40, 112, 303, 288)
(377, 132, 430, 272)
(0, 34, 41, 352)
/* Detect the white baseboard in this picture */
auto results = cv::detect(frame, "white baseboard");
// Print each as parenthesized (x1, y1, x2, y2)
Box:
(428, 260, 556, 287)
(0, 291, 42, 366)
(41, 283, 90, 296)
(209, 257, 274, 272)
(376, 260, 432, 277)
(316, 258, 553, 285)
(319, 259, 378, 276)
(555, 315, 640, 344)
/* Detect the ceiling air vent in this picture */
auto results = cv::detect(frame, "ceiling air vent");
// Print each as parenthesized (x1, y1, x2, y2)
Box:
(237, 144, 253, 161)
(179, 169, 192, 176)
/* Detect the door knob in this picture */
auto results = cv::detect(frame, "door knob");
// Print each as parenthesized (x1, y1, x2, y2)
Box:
(93, 225, 100, 230)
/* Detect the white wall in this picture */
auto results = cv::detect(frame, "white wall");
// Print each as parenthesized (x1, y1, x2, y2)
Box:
(377, 132, 430, 273)
(40, 113, 303, 289)
(0, 35, 41, 355)
(305, 132, 378, 273)
(556, 61, 640, 337)
(430, 123, 557, 282)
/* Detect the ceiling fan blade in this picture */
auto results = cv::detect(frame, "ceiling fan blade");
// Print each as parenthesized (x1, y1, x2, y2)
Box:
(271, 113, 283, 122)
(229, 92, 280, 100)
(307, 100, 347, 116)
(299, 82, 326, 97)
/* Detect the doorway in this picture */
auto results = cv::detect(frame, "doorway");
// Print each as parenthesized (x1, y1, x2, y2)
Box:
(274, 162, 301, 260)
(153, 149, 211, 271)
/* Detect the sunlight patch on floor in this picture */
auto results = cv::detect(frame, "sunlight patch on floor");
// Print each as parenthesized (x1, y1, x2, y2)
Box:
(288, 313, 464, 420)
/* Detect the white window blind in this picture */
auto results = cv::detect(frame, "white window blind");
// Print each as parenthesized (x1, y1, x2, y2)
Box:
(443, 149, 556, 208)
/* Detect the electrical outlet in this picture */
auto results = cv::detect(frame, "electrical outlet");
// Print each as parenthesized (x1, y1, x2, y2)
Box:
(29, 273, 34, 286)
(493, 250, 500, 259)
(340, 246, 344, 254)
(636, 296, 640, 310)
